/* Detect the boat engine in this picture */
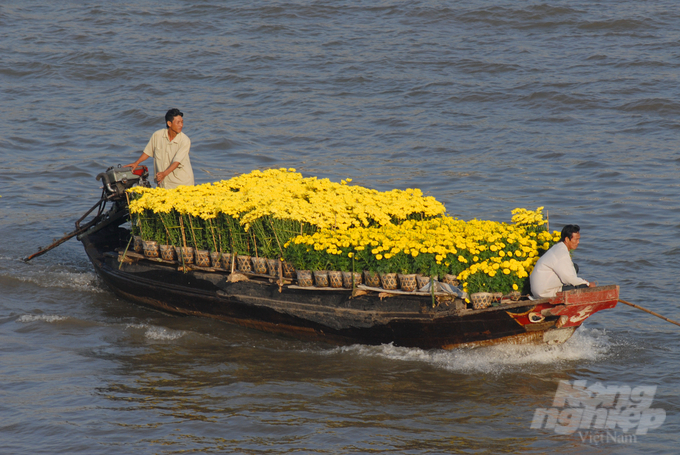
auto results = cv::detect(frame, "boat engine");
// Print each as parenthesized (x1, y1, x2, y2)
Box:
(96, 165, 150, 200)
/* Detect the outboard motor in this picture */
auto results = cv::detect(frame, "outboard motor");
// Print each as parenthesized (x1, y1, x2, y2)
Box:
(96, 165, 150, 200)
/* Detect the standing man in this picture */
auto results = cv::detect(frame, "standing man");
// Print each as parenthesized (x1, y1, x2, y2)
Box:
(125, 108, 194, 189)
(530, 224, 596, 298)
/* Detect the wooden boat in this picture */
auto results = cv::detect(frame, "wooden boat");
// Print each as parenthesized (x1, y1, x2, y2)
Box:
(64, 166, 619, 349)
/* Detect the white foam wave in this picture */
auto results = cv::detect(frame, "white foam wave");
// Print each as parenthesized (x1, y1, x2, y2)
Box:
(18, 270, 105, 293)
(17, 314, 68, 323)
(332, 327, 611, 374)
(126, 323, 186, 341)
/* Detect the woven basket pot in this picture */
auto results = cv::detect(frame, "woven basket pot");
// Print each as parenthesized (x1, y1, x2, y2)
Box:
(379, 272, 398, 290)
(221, 253, 233, 271)
(282, 261, 296, 278)
(133, 236, 144, 253)
(471, 292, 493, 310)
(296, 270, 313, 287)
(266, 258, 280, 277)
(416, 275, 432, 289)
(174, 246, 195, 264)
(236, 255, 252, 272)
(195, 249, 211, 267)
(364, 271, 381, 288)
(210, 251, 221, 268)
(342, 271, 362, 289)
(159, 244, 177, 261)
(313, 270, 329, 287)
(143, 240, 160, 258)
(442, 274, 459, 286)
(398, 274, 418, 292)
(328, 270, 344, 288)
(251, 257, 268, 274)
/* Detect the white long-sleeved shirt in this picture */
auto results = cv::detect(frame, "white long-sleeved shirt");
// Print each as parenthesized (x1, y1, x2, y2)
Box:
(530, 242, 589, 298)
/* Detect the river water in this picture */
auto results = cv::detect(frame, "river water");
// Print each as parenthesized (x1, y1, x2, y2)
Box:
(1, 1, 679, 453)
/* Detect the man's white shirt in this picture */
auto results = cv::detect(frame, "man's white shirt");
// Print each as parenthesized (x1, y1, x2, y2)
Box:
(530, 242, 589, 298)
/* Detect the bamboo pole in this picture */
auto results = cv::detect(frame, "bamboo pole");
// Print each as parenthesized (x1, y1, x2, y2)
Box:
(251, 229, 258, 258)
(119, 235, 133, 270)
(208, 218, 218, 253)
(618, 299, 680, 329)
(268, 218, 285, 258)
(187, 215, 199, 250)
(159, 214, 173, 245)
(179, 216, 188, 248)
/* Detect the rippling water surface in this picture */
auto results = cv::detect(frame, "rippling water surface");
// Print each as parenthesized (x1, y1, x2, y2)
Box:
(1, 1, 679, 453)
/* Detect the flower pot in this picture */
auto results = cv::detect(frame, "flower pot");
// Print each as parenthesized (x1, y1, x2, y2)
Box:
(379, 272, 398, 290)
(416, 274, 432, 290)
(133, 236, 144, 253)
(143, 240, 160, 258)
(221, 253, 233, 271)
(398, 274, 418, 292)
(210, 251, 221, 267)
(159, 244, 177, 261)
(313, 270, 329, 287)
(251, 257, 268, 274)
(195, 249, 211, 267)
(471, 292, 493, 310)
(328, 270, 344, 288)
(342, 271, 362, 289)
(363, 270, 380, 288)
(443, 274, 459, 286)
(266, 258, 280, 277)
(174, 246, 195, 264)
(236, 255, 252, 273)
(282, 261, 296, 278)
(296, 270, 313, 287)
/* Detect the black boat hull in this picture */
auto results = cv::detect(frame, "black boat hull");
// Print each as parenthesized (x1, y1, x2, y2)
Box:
(81, 226, 617, 349)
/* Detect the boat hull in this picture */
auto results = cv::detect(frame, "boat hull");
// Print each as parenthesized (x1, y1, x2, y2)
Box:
(81, 227, 618, 349)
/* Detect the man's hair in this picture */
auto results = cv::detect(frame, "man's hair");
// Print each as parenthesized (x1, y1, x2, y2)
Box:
(560, 224, 580, 242)
(165, 108, 183, 124)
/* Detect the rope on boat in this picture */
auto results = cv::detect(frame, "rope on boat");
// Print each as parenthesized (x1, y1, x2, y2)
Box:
(618, 299, 680, 329)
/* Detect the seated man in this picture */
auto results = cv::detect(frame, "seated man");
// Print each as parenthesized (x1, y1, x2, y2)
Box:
(530, 224, 596, 298)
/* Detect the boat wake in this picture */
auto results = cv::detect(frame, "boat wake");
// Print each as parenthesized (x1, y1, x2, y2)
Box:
(125, 323, 187, 341)
(13, 265, 105, 294)
(334, 327, 612, 374)
(16, 314, 69, 323)
(14, 316, 187, 342)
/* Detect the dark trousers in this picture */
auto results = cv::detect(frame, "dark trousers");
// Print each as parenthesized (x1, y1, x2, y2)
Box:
(562, 262, 587, 291)
(562, 283, 589, 292)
